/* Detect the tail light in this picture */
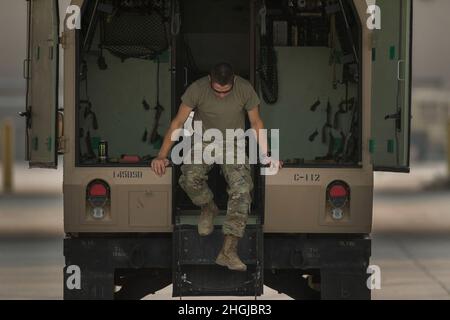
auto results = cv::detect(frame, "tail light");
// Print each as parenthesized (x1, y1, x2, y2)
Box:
(326, 181, 350, 220)
(86, 180, 110, 219)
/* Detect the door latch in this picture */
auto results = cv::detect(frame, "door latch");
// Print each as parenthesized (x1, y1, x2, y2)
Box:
(19, 107, 32, 129)
(384, 109, 402, 132)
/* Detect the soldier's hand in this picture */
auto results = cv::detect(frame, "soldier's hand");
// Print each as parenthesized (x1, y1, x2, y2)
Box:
(261, 154, 283, 170)
(151, 157, 170, 176)
(267, 159, 283, 173)
(271, 159, 284, 170)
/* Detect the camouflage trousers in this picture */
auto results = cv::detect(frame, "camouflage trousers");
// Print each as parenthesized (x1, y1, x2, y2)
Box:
(179, 161, 253, 238)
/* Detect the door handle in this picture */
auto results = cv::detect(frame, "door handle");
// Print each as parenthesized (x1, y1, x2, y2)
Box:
(397, 60, 405, 81)
(23, 59, 31, 79)
(384, 112, 400, 121)
(19, 108, 32, 129)
(384, 109, 402, 132)
(19, 111, 30, 117)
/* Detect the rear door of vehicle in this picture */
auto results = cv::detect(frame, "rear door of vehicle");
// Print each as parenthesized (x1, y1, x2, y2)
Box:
(23, 0, 59, 168)
(371, 0, 412, 172)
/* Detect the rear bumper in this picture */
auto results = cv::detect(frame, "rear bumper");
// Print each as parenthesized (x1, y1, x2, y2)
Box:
(63, 232, 371, 299)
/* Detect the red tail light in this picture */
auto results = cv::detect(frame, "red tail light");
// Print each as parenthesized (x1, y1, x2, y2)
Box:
(329, 185, 348, 198)
(327, 181, 350, 208)
(89, 183, 108, 197)
(86, 180, 110, 208)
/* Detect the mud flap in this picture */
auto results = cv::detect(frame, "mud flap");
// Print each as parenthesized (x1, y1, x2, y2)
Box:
(63, 235, 172, 300)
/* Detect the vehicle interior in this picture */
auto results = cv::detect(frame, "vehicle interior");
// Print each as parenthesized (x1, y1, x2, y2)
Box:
(76, 0, 362, 218)
(259, 0, 361, 167)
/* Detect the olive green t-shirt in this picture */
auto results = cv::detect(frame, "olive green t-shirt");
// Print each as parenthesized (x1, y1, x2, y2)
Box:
(181, 76, 260, 137)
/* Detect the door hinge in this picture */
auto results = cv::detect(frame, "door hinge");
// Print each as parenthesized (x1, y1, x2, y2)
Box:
(57, 136, 68, 154)
(59, 32, 67, 49)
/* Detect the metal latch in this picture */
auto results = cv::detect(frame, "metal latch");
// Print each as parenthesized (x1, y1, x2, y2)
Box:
(384, 109, 402, 132)
(19, 106, 32, 129)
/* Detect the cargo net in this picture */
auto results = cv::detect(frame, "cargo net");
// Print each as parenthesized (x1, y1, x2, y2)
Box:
(259, 43, 279, 105)
(101, 7, 168, 61)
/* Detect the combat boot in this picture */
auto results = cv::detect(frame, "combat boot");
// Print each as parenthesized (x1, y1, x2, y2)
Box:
(215, 235, 247, 272)
(198, 201, 218, 236)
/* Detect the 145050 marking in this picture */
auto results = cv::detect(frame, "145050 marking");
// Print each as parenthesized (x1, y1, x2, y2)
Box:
(113, 170, 143, 179)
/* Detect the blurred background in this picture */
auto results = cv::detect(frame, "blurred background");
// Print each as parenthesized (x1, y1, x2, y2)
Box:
(1, 0, 450, 300)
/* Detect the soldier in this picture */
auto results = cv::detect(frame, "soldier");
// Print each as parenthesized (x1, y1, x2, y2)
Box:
(151, 62, 281, 272)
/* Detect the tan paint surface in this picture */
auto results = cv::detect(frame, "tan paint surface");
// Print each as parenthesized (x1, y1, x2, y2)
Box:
(63, 0, 375, 234)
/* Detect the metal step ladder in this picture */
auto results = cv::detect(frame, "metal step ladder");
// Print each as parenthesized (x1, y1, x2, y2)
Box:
(172, 213, 263, 297)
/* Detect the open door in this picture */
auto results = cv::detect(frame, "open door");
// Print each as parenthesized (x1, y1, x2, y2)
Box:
(370, 0, 412, 172)
(22, 0, 59, 168)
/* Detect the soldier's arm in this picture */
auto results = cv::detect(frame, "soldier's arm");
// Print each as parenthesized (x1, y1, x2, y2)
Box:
(247, 106, 268, 156)
(151, 104, 193, 176)
(248, 107, 283, 169)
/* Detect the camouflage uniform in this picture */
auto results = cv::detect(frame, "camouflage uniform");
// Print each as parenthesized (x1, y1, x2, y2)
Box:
(179, 143, 253, 238)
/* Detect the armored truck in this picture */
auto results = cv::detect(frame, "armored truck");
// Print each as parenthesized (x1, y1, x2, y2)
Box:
(21, 0, 412, 299)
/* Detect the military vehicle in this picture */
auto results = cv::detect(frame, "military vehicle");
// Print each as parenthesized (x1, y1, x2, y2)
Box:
(21, 0, 412, 299)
